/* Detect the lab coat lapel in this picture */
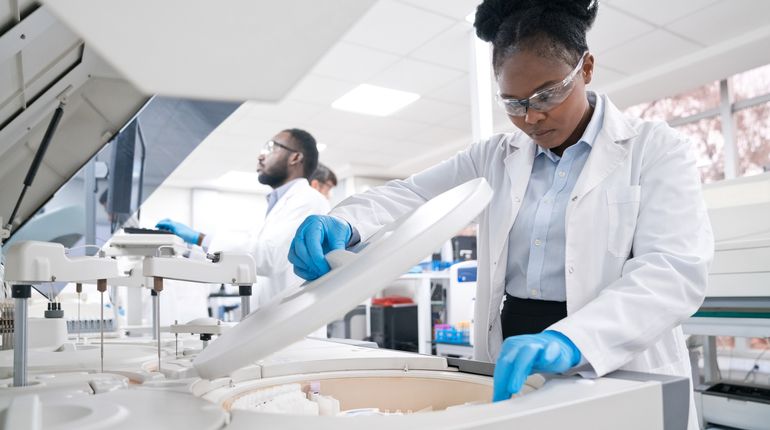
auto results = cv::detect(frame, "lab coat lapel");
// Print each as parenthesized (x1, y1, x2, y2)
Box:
(569, 97, 637, 214)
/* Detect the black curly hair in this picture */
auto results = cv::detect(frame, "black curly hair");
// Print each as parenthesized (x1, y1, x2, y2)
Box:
(474, 0, 598, 74)
(283, 128, 319, 178)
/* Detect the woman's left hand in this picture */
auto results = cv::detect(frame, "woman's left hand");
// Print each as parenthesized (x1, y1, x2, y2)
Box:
(493, 330, 581, 401)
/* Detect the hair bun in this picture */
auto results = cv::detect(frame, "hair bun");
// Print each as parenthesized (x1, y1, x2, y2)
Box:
(474, 0, 521, 42)
(474, 0, 598, 42)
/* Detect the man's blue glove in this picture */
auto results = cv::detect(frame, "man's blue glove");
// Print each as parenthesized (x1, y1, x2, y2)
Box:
(493, 330, 581, 402)
(288, 215, 352, 281)
(155, 218, 201, 245)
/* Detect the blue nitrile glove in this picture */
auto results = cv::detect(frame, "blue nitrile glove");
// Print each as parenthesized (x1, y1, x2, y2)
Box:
(288, 215, 352, 281)
(493, 330, 581, 401)
(155, 218, 201, 245)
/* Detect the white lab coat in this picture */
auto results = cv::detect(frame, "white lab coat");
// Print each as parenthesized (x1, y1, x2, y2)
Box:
(332, 94, 713, 428)
(238, 179, 330, 309)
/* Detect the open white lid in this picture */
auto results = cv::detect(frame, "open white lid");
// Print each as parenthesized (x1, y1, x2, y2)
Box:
(194, 178, 493, 379)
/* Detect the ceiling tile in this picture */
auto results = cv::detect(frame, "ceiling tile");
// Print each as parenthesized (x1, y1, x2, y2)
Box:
(410, 125, 470, 146)
(666, 0, 770, 46)
(606, 0, 718, 26)
(311, 42, 400, 82)
(286, 74, 358, 106)
(409, 22, 474, 71)
(439, 109, 471, 131)
(600, 29, 701, 75)
(426, 75, 471, 105)
(588, 65, 627, 92)
(357, 116, 430, 141)
(213, 117, 282, 142)
(391, 97, 468, 125)
(307, 108, 428, 141)
(241, 100, 325, 124)
(370, 58, 465, 95)
(343, 0, 455, 55)
(587, 5, 655, 54)
(396, 0, 481, 21)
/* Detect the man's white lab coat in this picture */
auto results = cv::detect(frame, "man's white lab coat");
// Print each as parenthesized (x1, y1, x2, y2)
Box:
(239, 179, 329, 309)
(331, 94, 713, 428)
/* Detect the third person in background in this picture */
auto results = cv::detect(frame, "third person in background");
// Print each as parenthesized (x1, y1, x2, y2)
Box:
(309, 163, 338, 200)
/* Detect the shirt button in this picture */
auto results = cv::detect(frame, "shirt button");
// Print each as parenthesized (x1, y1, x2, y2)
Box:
(568, 266, 574, 274)
(534, 239, 542, 246)
(572, 196, 578, 202)
(489, 324, 494, 332)
(530, 289, 538, 297)
(514, 196, 521, 203)
(558, 171, 566, 177)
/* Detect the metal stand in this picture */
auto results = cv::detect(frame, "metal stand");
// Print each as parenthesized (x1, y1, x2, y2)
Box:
(703, 335, 720, 384)
(12, 284, 31, 387)
(174, 320, 178, 358)
(97, 279, 107, 373)
(76, 283, 82, 344)
(239, 285, 252, 320)
(151, 289, 159, 341)
(153, 277, 163, 372)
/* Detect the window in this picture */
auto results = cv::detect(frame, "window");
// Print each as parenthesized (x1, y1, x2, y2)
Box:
(625, 82, 719, 122)
(624, 63, 770, 182)
(734, 101, 770, 176)
(676, 117, 724, 183)
(732, 63, 770, 101)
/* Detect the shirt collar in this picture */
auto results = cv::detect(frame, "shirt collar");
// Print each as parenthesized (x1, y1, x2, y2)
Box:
(536, 91, 604, 161)
(266, 178, 303, 213)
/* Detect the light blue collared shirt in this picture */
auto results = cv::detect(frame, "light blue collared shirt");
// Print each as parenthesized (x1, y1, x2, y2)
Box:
(505, 93, 604, 302)
(266, 178, 303, 214)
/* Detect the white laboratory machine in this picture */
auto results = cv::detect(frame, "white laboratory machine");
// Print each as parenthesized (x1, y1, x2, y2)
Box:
(0, 178, 690, 430)
(683, 174, 770, 430)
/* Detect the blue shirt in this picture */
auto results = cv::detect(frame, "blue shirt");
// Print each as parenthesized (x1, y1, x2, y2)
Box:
(505, 93, 604, 302)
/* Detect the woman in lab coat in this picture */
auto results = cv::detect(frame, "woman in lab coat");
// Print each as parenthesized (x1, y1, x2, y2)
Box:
(289, 0, 712, 427)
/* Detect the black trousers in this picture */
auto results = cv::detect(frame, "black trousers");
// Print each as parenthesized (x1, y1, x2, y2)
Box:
(501, 294, 568, 339)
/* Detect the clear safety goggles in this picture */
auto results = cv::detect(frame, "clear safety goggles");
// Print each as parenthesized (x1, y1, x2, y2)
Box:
(496, 51, 588, 117)
(261, 139, 298, 156)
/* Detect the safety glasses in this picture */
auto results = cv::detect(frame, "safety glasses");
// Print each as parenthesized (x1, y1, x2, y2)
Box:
(261, 139, 298, 155)
(496, 52, 588, 117)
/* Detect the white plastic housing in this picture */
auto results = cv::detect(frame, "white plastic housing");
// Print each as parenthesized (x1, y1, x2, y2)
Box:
(143, 252, 256, 285)
(4, 241, 119, 283)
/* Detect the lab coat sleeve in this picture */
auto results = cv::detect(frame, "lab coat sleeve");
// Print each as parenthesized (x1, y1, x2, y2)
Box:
(331, 139, 491, 241)
(551, 125, 714, 377)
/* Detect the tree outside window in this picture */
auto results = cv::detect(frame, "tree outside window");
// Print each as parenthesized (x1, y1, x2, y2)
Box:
(624, 82, 724, 183)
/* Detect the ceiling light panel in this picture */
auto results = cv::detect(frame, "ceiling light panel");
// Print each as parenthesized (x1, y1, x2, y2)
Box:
(331, 84, 420, 116)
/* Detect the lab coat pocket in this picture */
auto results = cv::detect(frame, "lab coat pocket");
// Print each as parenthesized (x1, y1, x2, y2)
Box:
(606, 185, 641, 258)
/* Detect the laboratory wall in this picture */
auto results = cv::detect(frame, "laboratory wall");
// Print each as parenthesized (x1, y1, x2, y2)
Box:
(139, 186, 268, 249)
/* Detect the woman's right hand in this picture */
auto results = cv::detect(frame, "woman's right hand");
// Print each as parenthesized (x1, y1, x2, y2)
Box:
(288, 215, 352, 280)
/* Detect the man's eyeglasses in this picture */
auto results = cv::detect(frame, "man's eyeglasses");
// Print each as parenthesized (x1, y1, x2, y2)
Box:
(262, 140, 299, 155)
(496, 51, 588, 117)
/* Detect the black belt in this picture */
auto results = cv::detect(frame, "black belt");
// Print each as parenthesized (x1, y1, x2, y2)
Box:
(501, 294, 567, 339)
